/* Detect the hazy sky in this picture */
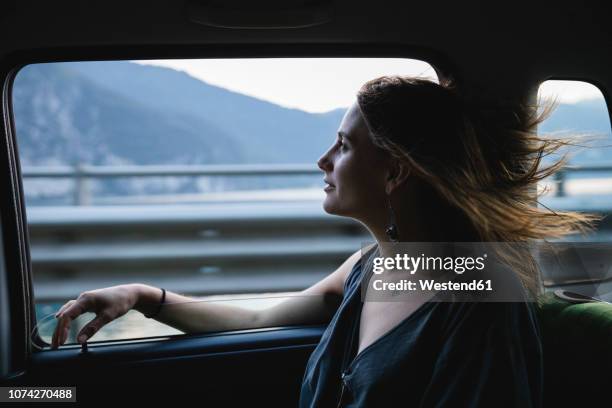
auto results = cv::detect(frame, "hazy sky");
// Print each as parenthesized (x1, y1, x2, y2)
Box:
(135, 59, 603, 113)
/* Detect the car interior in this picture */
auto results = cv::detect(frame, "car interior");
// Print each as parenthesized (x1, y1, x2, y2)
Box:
(1, 0, 611, 405)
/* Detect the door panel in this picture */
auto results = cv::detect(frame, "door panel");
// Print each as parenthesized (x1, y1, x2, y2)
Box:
(9, 326, 325, 404)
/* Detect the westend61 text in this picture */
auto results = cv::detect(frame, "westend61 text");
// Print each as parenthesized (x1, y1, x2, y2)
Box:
(372, 279, 493, 292)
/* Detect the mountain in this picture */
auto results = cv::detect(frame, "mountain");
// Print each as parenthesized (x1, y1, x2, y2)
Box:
(61, 61, 345, 164)
(539, 98, 612, 166)
(13, 63, 244, 166)
(539, 98, 611, 136)
(13, 61, 346, 167)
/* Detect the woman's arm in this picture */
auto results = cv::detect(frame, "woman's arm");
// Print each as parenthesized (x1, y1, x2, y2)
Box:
(134, 247, 366, 333)
(52, 247, 367, 347)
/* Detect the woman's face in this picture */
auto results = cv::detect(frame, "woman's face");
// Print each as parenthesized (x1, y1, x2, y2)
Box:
(317, 102, 390, 220)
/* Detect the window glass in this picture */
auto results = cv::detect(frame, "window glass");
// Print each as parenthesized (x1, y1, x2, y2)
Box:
(12, 58, 438, 345)
(537, 80, 612, 211)
(537, 80, 612, 295)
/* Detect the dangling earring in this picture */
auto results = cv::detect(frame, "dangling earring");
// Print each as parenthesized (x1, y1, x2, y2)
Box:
(385, 197, 399, 242)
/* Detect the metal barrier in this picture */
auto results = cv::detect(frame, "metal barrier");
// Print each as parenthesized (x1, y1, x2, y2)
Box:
(22, 163, 323, 205)
(21, 163, 612, 203)
(27, 202, 371, 301)
(552, 165, 612, 197)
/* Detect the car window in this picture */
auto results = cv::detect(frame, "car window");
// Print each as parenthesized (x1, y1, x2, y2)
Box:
(537, 79, 612, 294)
(537, 80, 612, 209)
(11, 58, 438, 345)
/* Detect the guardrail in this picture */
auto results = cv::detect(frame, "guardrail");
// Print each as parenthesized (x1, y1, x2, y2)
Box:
(27, 202, 372, 301)
(552, 165, 612, 197)
(22, 164, 323, 205)
(21, 163, 612, 204)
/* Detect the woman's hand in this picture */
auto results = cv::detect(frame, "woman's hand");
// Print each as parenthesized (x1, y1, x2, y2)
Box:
(51, 284, 141, 349)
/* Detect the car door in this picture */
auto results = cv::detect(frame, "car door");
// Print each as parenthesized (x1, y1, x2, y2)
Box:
(0, 58, 333, 405)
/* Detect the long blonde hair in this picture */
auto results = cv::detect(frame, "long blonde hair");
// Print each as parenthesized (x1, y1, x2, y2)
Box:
(356, 75, 599, 296)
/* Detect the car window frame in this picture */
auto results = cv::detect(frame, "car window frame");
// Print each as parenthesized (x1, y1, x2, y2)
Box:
(2, 45, 455, 359)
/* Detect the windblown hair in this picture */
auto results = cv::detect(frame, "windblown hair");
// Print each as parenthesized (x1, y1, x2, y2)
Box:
(356, 75, 599, 296)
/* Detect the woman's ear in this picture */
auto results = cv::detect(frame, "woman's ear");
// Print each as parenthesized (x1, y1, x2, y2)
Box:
(385, 160, 411, 195)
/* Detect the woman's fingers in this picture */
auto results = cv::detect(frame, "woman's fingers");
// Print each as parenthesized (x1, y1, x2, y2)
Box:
(51, 293, 96, 349)
(51, 324, 59, 349)
(60, 316, 69, 345)
(55, 299, 75, 318)
(51, 314, 71, 349)
(52, 300, 75, 349)
(76, 313, 112, 343)
(60, 292, 94, 320)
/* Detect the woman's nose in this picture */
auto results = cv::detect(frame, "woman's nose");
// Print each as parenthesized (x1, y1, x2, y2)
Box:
(317, 151, 332, 172)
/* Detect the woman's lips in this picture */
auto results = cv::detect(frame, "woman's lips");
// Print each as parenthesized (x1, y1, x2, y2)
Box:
(324, 183, 335, 192)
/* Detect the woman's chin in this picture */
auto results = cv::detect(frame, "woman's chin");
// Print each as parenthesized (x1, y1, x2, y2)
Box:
(322, 197, 339, 215)
(322, 196, 349, 217)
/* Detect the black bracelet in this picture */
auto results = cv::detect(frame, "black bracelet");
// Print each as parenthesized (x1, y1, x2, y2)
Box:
(144, 288, 166, 319)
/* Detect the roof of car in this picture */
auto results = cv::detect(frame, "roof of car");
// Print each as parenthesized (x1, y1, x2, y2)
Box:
(0, 1, 610, 105)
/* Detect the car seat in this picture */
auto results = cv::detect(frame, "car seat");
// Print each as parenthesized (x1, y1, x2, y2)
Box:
(536, 290, 612, 406)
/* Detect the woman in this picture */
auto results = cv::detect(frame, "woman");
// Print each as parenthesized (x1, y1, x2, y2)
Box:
(51, 75, 594, 407)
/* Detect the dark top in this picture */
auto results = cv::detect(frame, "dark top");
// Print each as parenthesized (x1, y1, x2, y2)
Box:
(299, 246, 543, 407)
